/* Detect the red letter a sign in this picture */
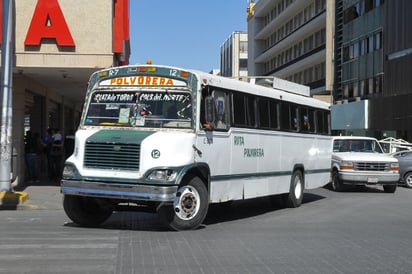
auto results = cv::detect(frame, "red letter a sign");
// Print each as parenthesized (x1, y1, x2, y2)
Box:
(24, 0, 75, 46)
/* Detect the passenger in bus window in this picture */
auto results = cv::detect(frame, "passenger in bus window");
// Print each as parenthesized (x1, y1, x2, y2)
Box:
(214, 96, 226, 129)
(303, 115, 310, 131)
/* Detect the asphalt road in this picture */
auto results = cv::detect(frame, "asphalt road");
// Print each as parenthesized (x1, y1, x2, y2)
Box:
(1, 184, 412, 273)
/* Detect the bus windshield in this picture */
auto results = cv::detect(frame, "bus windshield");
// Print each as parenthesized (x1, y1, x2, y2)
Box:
(84, 90, 193, 128)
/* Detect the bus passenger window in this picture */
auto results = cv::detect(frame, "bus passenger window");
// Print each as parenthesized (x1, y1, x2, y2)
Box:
(291, 104, 299, 131)
(212, 90, 230, 130)
(300, 108, 312, 133)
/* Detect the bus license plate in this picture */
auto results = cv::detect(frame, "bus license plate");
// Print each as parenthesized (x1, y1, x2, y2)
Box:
(368, 177, 378, 183)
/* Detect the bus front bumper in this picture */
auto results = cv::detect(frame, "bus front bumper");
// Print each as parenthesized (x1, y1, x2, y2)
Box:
(61, 180, 178, 202)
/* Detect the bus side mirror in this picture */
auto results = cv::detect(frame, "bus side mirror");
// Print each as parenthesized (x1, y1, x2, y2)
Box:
(204, 96, 214, 130)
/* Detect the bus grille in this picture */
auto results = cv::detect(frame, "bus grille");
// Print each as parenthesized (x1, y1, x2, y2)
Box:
(84, 142, 140, 171)
(354, 162, 389, 171)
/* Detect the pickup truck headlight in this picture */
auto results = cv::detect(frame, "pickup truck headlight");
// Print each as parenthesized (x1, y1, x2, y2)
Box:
(390, 162, 400, 171)
(340, 161, 354, 170)
(147, 169, 177, 182)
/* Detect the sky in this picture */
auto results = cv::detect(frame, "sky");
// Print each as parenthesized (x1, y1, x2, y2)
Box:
(128, 0, 250, 72)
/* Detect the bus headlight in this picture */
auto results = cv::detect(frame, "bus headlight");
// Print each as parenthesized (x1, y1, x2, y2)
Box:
(62, 164, 78, 178)
(147, 169, 177, 182)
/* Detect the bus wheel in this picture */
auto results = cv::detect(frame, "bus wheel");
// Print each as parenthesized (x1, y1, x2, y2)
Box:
(331, 170, 344, 192)
(158, 176, 208, 231)
(63, 195, 112, 227)
(282, 169, 304, 208)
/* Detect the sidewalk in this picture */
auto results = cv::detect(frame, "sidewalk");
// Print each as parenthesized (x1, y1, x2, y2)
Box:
(14, 180, 63, 210)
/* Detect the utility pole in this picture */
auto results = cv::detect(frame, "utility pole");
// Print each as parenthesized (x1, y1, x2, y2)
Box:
(0, 0, 13, 192)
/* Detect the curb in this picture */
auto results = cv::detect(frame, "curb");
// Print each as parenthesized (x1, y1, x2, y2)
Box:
(0, 191, 29, 210)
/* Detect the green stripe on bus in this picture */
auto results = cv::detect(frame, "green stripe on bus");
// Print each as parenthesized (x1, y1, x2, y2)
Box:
(211, 168, 329, 181)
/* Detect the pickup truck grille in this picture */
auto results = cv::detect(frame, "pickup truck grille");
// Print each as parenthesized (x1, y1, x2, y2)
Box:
(354, 162, 389, 171)
(84, 142, 140, 171)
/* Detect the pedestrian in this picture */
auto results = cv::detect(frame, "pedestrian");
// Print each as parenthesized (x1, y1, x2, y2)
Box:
(50, 128, 64, 182)
(41, 128, 53, 180)
(24, 130, 40, 183)
(64, 129, 75, 159)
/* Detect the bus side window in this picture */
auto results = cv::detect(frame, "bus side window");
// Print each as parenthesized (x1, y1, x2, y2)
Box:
(205, 97, 214, 125)
(212, 90, 230, 130)
(201, 89, 230, 131)
(299, 107, 313, 133)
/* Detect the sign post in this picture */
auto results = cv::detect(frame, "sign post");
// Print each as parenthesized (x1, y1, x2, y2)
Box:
(0, 0, 13, 191)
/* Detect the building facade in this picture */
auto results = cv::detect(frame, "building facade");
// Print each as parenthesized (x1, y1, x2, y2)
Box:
(0, 0, 130, 186)
(247, 0, 332, 96)
(220, 31, 248, 78)
(332, 0, 412, 140)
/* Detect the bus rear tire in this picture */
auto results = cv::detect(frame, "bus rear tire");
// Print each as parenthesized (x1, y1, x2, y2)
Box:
(63, 195, 112, 227)
(282, 169, 304, 208)
(158, 176, 208, 231)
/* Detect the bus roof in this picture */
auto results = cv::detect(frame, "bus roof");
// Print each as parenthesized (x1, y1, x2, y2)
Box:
(191, 69, 330, 110)
(91, 64, 331, 110)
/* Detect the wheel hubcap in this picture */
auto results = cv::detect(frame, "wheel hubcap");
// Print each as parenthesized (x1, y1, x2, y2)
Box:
(174, 186, 200, 220)
(406, 176, 412, 187)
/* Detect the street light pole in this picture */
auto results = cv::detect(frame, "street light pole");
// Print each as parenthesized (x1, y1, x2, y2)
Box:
(0, 0, 14, 192)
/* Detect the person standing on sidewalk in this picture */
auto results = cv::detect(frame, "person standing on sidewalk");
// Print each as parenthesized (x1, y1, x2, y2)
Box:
(50, 128, 64, 182)
(41, 128, 53, 180)
(24, 130, 40, 183)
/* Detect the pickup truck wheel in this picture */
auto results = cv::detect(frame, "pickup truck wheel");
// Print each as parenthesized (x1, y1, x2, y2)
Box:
(63, 195, 112, 227)
(158, 176, 209, 231)
(404, 172, 412, 188)
(331, 170, 344, 192)
(281, 170, 304, 208)
(383, 185, 397, 193)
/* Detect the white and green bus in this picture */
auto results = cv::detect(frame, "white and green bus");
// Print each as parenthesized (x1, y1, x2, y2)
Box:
(61, 64, 331, 230)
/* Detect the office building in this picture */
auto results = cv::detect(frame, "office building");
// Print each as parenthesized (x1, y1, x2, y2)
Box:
(220, 31, 248, 78)
(247, 0, 331, 96)
(332, 0, 412, 140)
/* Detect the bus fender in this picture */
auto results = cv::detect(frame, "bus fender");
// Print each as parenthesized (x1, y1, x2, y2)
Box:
(293, 164, 305, 178)
(175, 162, 210, 190)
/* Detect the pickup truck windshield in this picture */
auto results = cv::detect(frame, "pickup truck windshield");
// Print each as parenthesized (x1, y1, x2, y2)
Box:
(84, 90, 192, 128)
(333, 139, 383, 153)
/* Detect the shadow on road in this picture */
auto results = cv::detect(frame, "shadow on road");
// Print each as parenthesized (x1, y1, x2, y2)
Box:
(323, 182, 401, 193)
(204, 192, 325, 225)
(64, 192, 326, 232)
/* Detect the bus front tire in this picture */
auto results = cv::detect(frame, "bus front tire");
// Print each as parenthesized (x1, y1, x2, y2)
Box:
(158, 176, 209, 231)
(63, 195, 112, 227)
(282, 169, 304, 208)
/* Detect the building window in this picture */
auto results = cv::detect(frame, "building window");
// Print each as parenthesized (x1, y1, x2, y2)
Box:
(374, 32, 382, 50)
(368, 36, 374, 53)
(368, 78, 374, 94)
(360, 80, 365, 97)
(375, 74, 383, 94)
(365, 0, 374, 13)
(360, 39, 366, 55)
(239, 58, 248, 71)
(240, 41, 248, 52)
(353, 82, 359, 97)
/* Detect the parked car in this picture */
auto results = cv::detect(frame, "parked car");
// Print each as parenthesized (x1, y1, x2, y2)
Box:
(331, 136, 400, 193)
(393, 151, 412, 188)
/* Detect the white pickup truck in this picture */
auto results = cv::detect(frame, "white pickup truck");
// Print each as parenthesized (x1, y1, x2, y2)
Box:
(331, 136, 400, 193)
